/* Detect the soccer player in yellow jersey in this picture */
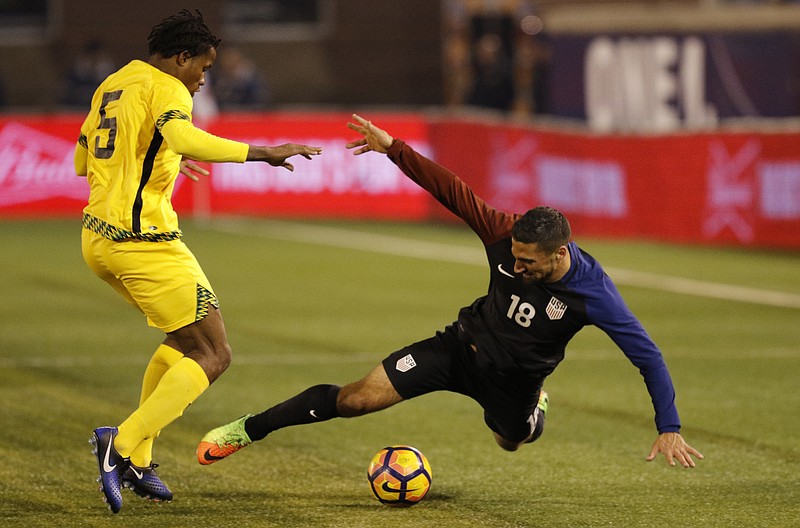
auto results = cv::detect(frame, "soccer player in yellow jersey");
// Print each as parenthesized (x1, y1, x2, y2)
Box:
(74, 10, 322, 513)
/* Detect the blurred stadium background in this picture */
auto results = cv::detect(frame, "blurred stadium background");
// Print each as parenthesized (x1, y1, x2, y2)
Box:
(1, 0, 799, 248)
(1, 2, 799, 527)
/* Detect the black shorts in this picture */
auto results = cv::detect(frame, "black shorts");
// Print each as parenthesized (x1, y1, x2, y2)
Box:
(382, 323, 544, 443)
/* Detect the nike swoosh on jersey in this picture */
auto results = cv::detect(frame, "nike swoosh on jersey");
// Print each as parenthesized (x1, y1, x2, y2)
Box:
(498, 264, 515, 278)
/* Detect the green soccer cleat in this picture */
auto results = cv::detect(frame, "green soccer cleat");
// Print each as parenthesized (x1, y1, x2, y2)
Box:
(196, 414, 254, 465)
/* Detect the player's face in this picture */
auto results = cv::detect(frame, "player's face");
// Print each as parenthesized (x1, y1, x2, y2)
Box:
(177, 47, 217, 97)
(511, 239, 566, 284)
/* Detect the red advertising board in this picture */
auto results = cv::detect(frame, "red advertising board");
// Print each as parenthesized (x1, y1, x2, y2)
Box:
(202, 112, 432, 219)
(1, 112, 798, 249)
(429, 119, 800, 249)
(0, 112, 433, 221)
(0, 115, 90, 217)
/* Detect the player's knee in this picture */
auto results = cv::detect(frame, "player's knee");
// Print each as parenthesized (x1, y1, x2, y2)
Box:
(211, 341, 232, 372)
(195, 341, 231, 383)
(493, 433, 522, 452)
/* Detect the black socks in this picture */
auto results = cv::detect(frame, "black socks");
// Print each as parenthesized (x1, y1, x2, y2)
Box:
(244, 384, 341, 441)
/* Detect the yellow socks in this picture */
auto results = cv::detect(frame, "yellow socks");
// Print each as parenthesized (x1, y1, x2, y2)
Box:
(127, 344, 183, 466)
(115, 355, 210, 459)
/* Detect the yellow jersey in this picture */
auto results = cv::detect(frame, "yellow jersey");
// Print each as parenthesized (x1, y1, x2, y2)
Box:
(76, 60, 248, 241)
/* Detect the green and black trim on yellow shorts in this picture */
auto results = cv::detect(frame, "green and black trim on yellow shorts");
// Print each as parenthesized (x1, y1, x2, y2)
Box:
(82, 213, 182, 243)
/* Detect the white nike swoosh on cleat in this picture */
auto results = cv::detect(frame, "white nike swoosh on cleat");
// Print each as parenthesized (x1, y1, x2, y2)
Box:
(102, 436, 116, 473)
(309, 410, 318, 418)
(130, 466, 144, 480)
(498, 264, 515, 278)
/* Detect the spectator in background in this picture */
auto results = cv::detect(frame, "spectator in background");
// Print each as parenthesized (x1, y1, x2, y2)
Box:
(443, 33, 473, 108)
(467, 32, 515, 112)
(442, 0, 473, 108)
(512, 31, 551, 118)
(208, 46, 270, 111)
(62, 40, 117, 110)
(442, 1, 550, 119)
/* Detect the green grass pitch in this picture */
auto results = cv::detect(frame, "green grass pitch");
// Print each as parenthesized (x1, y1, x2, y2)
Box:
(1, 218, 798, 527)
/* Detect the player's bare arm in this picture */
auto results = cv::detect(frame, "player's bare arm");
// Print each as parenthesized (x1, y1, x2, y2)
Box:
(646, 432, 704, 468)
(247, 144, 322, 171)
(346, 114, 393, 155)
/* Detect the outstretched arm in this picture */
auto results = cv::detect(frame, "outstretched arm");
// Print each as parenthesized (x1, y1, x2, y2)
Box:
(345, 113, 513, 244)
(247, 144, 323, 172)
(161, 119, 322, 170)
(179, 144, 322, 180)
(647, 432, 704, 468)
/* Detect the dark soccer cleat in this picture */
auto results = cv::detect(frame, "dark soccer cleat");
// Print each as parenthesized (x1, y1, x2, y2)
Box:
(122, 463, 173, 502)
(537, 390, 549, 416)
(90, 426, 129, 513)
(525, 390, 549, 444)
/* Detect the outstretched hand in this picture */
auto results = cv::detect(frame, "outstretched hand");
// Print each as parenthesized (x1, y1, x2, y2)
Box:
(346, 114, 394, 155)
(647, 432, 704, 468)
(250, 143, 323, 171)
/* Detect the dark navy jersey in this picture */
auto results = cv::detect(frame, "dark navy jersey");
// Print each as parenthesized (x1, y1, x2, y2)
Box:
(388, 140, 680, 433)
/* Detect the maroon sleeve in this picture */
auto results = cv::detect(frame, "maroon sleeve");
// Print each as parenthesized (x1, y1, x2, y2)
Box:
(387, 139, 517, 245)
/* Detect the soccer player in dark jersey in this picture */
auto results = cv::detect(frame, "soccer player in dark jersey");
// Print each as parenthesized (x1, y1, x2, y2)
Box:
(197, 114, 703, 469)
(75, 10, 321, 513)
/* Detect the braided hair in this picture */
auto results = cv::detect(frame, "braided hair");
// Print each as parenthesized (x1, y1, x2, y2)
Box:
(148, 9, 221, 58)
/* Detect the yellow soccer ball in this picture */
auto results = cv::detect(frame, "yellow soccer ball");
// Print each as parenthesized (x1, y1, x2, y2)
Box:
(367, 445, 432, 507)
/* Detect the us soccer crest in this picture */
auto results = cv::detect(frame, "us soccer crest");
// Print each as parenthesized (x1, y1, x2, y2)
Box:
(546, 297, 567, 320)
(395, 354, 417, 373)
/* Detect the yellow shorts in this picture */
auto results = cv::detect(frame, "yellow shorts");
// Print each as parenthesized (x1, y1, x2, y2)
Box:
(81, 228, 219, 333)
